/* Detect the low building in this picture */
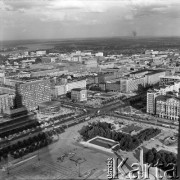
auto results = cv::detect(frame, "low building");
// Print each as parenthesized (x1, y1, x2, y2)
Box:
(120, 77, 145, 93)
(71, 88, 87, 102)
(95, 73, 116, 84)
(66, 79, 86, 92)
(106, 81, 120, 92)
(0, 86, 16, 94)
(36, 50, 46, 56)
(160, 75, 180, 86)
(144, 70, 166, 85)
(38, 101, 61, 114)
(130, 69, 166, 85)
(3, 106, 28, 118)
(42, 57, 56, 63)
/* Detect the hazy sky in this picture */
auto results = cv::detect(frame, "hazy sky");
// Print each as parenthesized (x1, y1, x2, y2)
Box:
(0, 0, 180, 41)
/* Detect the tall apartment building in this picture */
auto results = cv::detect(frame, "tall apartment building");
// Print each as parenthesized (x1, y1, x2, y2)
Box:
(146, 90, 159, 114)
(15, 79, 51, 110)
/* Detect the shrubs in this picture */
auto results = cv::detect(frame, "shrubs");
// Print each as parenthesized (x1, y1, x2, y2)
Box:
(79, 121, 161, 151)
(145, 148, 177, 174)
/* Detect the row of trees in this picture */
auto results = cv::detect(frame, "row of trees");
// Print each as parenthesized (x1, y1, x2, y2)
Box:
(0, 133, 50, 161)
(79, 121, 161, 151)
(0, 125, 65, 161)
(0, 121, 41, 139)
(48, 112, 75, 121)
(1, 112, 71, 141)
(101, 96, 123, 105)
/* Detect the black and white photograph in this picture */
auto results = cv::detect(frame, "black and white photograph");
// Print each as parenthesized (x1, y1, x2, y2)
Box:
(0, 0, 180, 179)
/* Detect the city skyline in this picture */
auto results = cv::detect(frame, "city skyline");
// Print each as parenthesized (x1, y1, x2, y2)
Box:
(1, 0, 180, 41)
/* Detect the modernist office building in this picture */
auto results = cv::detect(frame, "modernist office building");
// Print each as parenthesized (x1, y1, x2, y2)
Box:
(15, 79, 51, 110)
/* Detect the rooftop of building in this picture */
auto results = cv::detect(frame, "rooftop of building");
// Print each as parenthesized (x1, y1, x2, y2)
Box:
(0, 84, 15, 90)
(71, 88, 86, 92)
(130, 69, 150, 74)
(0, 92, 9, 96)
(38, 101, 61, 108)
(146, 70, 166, 76)
(160, 75, 180, 79)
(156, 94, 180, 101)
(130, 69, 165, 75)
(106, 80, 120, 84)
(4, 106, 28, 115)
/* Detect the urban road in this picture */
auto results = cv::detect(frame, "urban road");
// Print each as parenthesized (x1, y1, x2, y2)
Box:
(0, 95, 178, 148)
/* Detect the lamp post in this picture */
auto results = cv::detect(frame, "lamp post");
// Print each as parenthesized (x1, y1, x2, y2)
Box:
(37, 148, 40, 161)
(6, 155, 9, 175)
(6, 141, 10, 175)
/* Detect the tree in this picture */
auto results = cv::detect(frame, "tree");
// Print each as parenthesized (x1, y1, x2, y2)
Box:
(146, 150, 154, 164)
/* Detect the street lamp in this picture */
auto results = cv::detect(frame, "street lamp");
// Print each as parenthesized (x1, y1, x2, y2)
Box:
(6, 155, 10, 175)
(37, 147, 40, 161)
(78, 162, 81, 177)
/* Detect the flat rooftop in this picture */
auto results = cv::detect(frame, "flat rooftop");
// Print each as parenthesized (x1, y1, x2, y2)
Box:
(39, 101, 61, 108)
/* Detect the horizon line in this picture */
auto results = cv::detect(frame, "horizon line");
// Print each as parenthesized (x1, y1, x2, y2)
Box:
(1, 35, 180, 43)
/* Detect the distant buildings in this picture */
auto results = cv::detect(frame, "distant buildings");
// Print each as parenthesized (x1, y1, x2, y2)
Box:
(30, 68, 68, 77)
(83, 58, 98, 68)
(130, 69, 166, 85)
(36, 50, 46, 56)
(95, 52, 103, 57)
(52, 79, 87, 97)
(95, 73, 116, 84)
(42, 57, 56, 63)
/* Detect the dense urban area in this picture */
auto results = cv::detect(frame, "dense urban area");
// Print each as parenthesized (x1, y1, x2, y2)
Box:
(0, 37, 179, 179)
